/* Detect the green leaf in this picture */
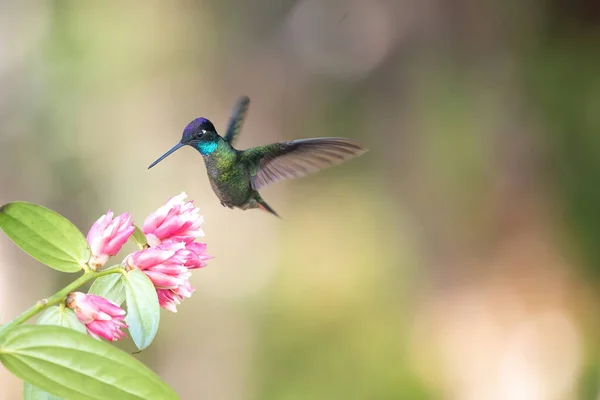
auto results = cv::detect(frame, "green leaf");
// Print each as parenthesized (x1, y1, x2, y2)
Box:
(0, 202, 90, 272)
(24, 382, 62, 400)
(130, 225, 148, 249)
(124, 270, 160, 351)
(89, 274, 126, 305)
(37, 307, 86, 335)
(0, 325, 179, 400)
(32, 306, 87, 400)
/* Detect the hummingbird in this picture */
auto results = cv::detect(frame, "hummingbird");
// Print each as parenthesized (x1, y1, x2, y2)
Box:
(148, 96, 367, 217)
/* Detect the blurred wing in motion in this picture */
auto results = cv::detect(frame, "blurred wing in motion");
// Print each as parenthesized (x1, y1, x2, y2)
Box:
(224, 96, 250, 146)
(243, 137, 367, 190)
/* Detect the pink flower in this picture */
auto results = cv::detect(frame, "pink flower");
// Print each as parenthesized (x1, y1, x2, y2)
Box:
(87, 211, 135, 269)
(142, 192, 204, 247)
(124, 240, 210, 312)
(184, 242, 211, 269)
(156, 283, 194, 313)
(66, 292, 127, 341)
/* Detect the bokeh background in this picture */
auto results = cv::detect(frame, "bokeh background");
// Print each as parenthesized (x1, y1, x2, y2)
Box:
(1, 0, 600, 399)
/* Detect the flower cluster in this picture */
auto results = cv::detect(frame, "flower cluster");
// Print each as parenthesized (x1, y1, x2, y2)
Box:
(73, 192, 209, 340)
(127, 192, 210, 312)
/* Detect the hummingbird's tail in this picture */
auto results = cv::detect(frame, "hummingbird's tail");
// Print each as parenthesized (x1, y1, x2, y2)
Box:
(257, 198, 281, 218)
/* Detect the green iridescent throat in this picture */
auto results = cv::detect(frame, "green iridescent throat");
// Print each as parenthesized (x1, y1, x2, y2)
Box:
(196, 141, 218, 155)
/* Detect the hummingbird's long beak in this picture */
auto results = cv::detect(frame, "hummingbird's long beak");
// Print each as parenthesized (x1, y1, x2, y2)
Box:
(148, 142, 185, 169)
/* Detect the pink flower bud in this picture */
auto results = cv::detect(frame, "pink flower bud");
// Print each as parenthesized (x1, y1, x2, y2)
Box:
(66, 292, 127, 341)
(142, 192, 204, 247)
(87, 211, 135, 269)
(182, 242, 212, 270)
(124, 240, 210, 312)
(156, 283, 194, 313)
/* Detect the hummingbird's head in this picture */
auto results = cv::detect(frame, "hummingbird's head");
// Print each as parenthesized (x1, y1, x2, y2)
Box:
(181, 117, 217, 144)
(148, 117, 219, 169)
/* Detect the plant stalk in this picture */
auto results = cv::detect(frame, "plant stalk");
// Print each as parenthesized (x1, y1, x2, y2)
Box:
(0, 267, 125, 337)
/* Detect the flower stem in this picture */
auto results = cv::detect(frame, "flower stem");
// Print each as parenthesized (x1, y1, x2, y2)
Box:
(0, 267, 125, 336)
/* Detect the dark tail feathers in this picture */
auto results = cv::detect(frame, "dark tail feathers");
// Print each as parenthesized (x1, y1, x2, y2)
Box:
(257, 199, 281, 218)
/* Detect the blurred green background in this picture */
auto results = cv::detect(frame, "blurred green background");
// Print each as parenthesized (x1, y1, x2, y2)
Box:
(1, 1, 600, 399)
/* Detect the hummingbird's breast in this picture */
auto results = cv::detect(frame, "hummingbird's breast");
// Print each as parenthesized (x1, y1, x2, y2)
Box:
(204, 150, 253, 207)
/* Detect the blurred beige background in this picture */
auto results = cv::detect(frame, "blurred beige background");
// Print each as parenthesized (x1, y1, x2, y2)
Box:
(1, 0, 600, 399)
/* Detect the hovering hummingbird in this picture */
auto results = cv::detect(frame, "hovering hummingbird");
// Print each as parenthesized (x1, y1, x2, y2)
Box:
(148, 96, 367, 217)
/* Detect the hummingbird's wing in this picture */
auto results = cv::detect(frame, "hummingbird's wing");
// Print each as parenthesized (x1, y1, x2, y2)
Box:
(242, 137, 367, 190)
(224, 96, 250, 146)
